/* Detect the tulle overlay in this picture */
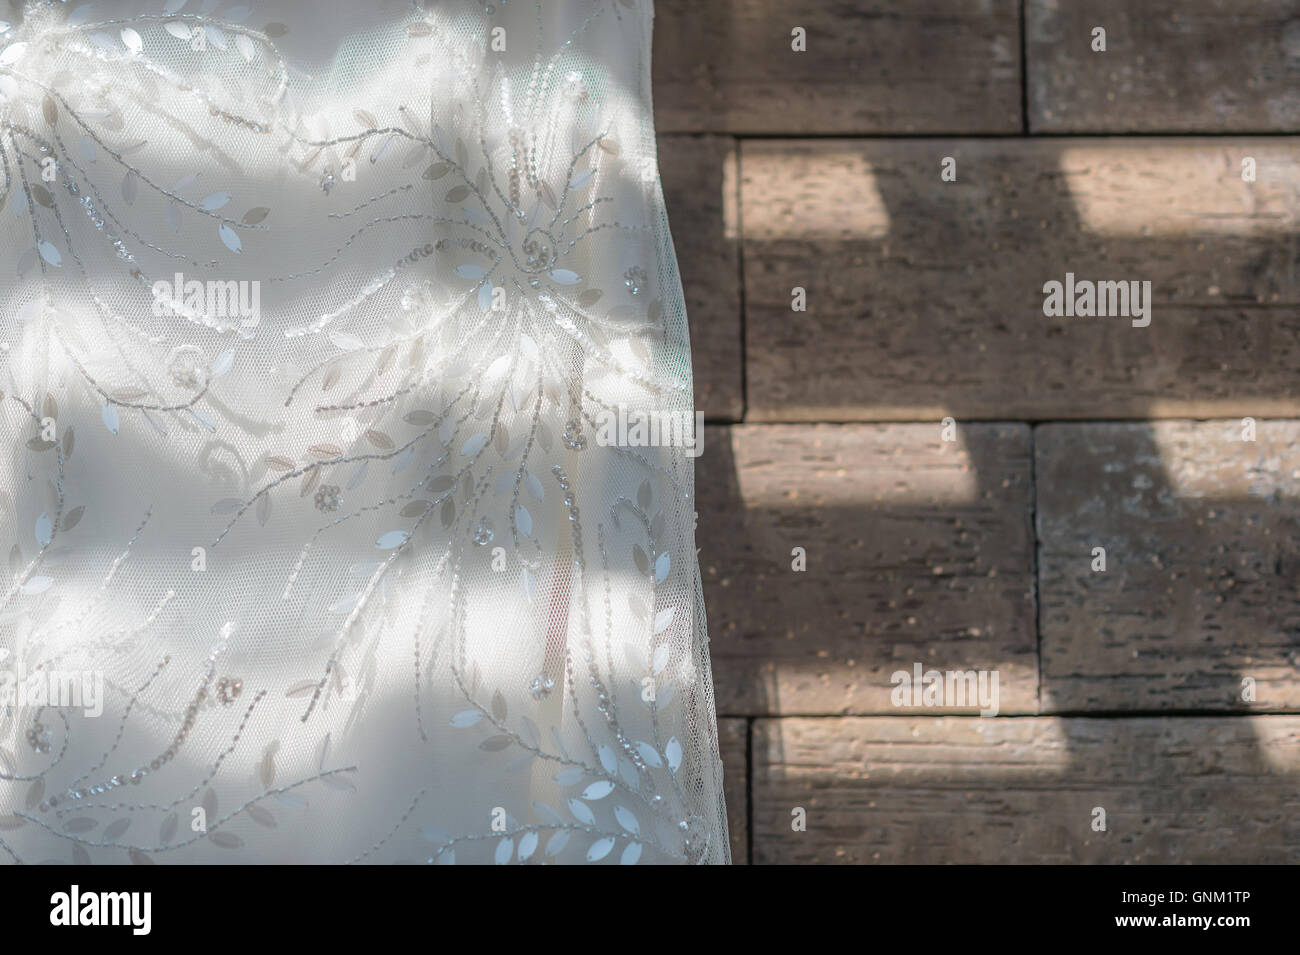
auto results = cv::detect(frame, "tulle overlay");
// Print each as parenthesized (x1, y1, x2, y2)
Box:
(0, 0, 729, 864)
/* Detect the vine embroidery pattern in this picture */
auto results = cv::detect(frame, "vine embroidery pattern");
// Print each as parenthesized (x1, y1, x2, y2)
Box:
(0, 0, 728, 864)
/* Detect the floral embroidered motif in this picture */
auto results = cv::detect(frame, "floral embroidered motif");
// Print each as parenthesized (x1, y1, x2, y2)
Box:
(0, 0, 727, 865)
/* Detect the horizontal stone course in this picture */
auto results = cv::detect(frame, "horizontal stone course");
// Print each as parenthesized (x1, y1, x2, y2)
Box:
(752, 716, 1300, 863)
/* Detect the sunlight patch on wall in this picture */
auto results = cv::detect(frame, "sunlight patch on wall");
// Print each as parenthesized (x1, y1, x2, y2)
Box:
(1061, 142, 1300, 237)
(741, 143, 891, 240)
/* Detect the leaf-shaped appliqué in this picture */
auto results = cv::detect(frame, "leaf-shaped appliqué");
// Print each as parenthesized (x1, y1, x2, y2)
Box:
(665, 737, 683, 773)
(567, 799, 595, 826)
(586, 837, 615, 862)
(553, 767, 584, 786)
(546, 830, 571, 858)
(635, 741, 663, 768)
(37, 241, 61, 266)
(614, 806, 639, 835)
(375, 530, 410, 550)
(494, 837, 513, 865)
(581, 780, 614, 800)
(653, 607, 676, 634)
(518, 831, 539, 861)
(218, 223, 241, 253)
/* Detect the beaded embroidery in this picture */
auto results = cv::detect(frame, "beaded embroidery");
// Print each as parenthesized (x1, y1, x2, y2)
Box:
(0, 0, 728, 864)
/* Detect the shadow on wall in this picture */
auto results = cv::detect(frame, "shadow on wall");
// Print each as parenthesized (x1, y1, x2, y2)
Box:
(675, 137, 1300, 862)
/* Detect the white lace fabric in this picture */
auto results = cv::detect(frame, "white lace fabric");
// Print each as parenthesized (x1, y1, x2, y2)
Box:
(0, 0, 729, 864)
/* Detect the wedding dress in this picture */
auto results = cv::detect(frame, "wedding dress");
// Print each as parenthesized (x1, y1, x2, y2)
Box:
(0, 0, 729, 864)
